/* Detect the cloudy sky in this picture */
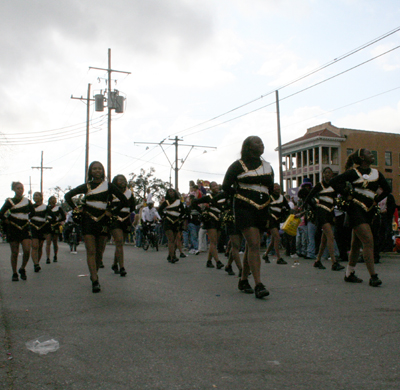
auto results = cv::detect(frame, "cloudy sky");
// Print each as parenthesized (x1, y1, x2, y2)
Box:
(1, 0, 399, 203)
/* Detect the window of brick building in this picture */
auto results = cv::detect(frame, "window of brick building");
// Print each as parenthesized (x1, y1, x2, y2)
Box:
(297, 152, 302, 168)
(315, 148, 319, 164)
(322, 147, 329, 164)
(302, 150, 307, 166)
(371, 151, 378, 166)
(385, 151, 392, 166)
(331, 148, 338, 165)
(308, 149, 313, 165)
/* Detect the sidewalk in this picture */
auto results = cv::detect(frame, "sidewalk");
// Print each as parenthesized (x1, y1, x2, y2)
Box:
(0, 242, 399, 390)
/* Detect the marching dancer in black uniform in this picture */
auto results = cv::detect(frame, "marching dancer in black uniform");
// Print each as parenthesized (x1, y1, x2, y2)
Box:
(222, 136, 274, 299)
(0, 182, 35, 281)
(158, 188, 185, 263)
(110, 175, 136, 277)
(221, 195, 243, 276)
(304, 167, 345, 271)
(262, 183, 289, 265)
(45, 196, 65, 264)
(30, 192, 52, 272)
(193, 182, 226, 269)
(64, 161, 128, 293)
(330, 149, 391, 286)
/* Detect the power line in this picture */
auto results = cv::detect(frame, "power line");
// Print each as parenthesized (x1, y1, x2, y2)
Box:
(0, 115, 107, 136)
(182, 44, 400, 138)
(173, 25, 400, 138)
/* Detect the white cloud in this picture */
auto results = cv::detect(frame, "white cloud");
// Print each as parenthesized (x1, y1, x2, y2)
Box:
(370, 43, 400, 72)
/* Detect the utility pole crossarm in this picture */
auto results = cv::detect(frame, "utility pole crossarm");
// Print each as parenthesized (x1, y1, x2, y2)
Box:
(89, 66, 131, 75)
(135, 137, 217, 191)
(32, 151, 52, 195)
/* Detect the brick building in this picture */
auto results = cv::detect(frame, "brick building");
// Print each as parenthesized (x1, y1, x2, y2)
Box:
(281, 122, 400, 203)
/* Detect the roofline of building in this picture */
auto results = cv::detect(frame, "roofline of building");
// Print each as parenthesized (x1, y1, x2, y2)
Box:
(276, 135, 347, 152)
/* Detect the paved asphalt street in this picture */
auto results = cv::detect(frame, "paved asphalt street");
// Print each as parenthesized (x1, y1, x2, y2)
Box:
(0, 241, 399, 390)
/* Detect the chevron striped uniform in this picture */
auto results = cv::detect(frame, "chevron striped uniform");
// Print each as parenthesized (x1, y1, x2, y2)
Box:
(160, 199, 185, 224)
(315, 182, 336, 213)
(31, 203, 51, 230)
(235, 159, 273, 210)
(200, 192, 228, 222)
(111, 188, 135, 222)
(269, 193, 288, 221)
(0, 197, 33, 230)
(351, 168, 380, 212)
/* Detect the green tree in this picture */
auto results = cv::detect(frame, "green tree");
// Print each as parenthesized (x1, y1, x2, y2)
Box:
(128, 168, 170, 205)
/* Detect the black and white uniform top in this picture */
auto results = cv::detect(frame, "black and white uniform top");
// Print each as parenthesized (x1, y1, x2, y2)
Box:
(193, 191, 228, 230)
(64, 180, 128, 236)
(304, 181, 336, 226)
(158, 199, 186, 231)
(186, 202, 202, 226)
(110, 188, 136, 227)
(268, 193, 289, 229)
(31, 204, 52, 231)
(48, 205, 66, 232)
(222, 157, 274, 231)
(330, 167, 391, 227)
(0, 196, 34, 231)
(0, 196, 35, 242)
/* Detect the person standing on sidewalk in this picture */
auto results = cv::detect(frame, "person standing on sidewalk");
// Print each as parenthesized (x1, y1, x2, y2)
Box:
(0, 182, 35, 281)
(330, 149, 391, 287)
(64, 161, 128, 293)
(222, 136, 274, 299)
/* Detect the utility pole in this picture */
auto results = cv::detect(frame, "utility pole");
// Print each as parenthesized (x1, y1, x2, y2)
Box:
(135, 138, 217, 191)
(89, 49, 131, 181)
(71, 83, 94, 182)
(32, 151, 53, 195)
(275, 90, 284, 190)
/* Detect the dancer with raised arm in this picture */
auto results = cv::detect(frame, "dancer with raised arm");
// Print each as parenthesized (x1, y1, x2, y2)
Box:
(330, 149, 391, 286)
(0, 182, 34, 281)
(110, 175, 136, 277)
(64, 161, 128, 293)
(222, 136, 273, 299)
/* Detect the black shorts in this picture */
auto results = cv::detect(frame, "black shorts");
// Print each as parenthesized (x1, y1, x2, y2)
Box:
(31, 225, 50, 240)
(203, 219, 221, 231)
(6, 224, 31, 243)
(110, 219, 131, 234)
(267, 216, 280, 231)
(315, 208, 334, 228)
(348, 203, 375, 229)
(163, 219, 181, 233)
(81, 214, 109, 237)
(234, 207, 269, 232)
(225, 221, 241, 236)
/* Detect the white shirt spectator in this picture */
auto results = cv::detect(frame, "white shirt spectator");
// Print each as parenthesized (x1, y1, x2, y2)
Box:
(142, 206, 161, 223)
(66, 210, 74, 223)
